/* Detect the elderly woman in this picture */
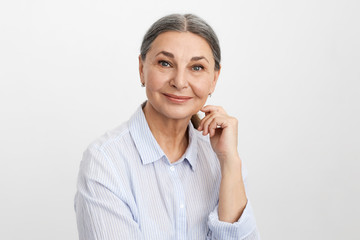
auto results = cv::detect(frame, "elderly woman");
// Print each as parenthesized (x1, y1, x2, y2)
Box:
(75, 14, 260, 239)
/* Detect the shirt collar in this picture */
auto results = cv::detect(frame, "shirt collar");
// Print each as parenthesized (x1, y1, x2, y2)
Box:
(183, 122, 198, 171)
(128, 104, 198, 171)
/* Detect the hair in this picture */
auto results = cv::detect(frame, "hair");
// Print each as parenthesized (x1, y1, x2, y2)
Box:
(140, 14, 221, 128)
(140, 13, 221, 71)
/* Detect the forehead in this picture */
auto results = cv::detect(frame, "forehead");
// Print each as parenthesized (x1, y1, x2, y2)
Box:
(148, 31, 213, 59)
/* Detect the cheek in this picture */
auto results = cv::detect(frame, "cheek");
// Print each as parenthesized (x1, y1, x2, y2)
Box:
(144, 69, 167, 91)
(190, 77, 213, 97)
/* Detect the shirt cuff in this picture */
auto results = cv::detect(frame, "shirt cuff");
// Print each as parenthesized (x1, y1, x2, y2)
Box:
(207, 200, 257, 240)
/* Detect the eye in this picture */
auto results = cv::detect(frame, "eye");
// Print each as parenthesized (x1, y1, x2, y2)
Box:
(159, 60, 171, 67)
(192, 65, 204, 71)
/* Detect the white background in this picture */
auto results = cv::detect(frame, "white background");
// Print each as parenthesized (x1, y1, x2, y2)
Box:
(1, 0, 359, 239)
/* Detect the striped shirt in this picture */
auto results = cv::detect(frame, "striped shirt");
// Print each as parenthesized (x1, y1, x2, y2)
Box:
(74, 105, 260, 239)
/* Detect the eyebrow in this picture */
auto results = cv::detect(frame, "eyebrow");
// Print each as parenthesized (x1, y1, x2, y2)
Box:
(155, 51, 209, 63)
(191, 56, 209, 63)
(156, 51, 174, 58)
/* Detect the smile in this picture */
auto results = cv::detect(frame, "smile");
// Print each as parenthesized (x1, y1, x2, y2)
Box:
(163, 93, 193, 103)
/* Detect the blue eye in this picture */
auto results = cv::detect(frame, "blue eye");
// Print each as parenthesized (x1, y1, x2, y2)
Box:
(192, 65, 204, 71)
(159, 60, 171, 67)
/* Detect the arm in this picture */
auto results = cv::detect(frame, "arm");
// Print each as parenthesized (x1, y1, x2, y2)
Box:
(198, 105, 260, 240)
(74, 146, 142, 240)
(218, 153, 246, 222)
(207, 166, 260, 240)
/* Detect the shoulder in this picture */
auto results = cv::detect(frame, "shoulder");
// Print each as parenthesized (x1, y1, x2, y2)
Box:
(79, 121, 132, 175)
(77, 121, 139, 205)
(81, 120, 140, 179)
(80, 105, 147, 177)
(87, 121, 130, 152)
(78, 119, 138, 190)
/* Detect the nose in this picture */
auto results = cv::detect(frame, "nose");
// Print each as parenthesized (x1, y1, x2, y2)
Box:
(170, 69, 188, 90)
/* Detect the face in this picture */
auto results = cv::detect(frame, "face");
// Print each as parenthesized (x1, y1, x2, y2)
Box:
(139, 31, 220, 122)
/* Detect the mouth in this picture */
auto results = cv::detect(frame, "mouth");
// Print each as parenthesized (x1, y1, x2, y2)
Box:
(163, 93, 193, 103)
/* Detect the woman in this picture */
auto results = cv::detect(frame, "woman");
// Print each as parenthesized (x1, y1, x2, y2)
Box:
(75, 14, 260, 240)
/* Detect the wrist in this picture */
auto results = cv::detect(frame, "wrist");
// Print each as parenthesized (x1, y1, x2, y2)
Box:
(219, 154, 242, 177)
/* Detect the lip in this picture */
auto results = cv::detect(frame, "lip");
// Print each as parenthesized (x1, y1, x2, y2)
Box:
(163, 93, 193, 103)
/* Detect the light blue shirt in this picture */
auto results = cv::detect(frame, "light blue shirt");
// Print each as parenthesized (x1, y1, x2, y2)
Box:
(74, 105, 260, 239)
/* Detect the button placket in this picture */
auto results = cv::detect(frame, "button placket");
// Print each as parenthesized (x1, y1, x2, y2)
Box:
(167, 163, 187, 238)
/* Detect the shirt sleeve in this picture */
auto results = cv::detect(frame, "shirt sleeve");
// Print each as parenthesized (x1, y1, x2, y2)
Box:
(74, 145, 142, 240)
(207, 201, 260, 240)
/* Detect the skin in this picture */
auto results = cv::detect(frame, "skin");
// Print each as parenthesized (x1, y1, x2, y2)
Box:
(138, 31, 247, 223)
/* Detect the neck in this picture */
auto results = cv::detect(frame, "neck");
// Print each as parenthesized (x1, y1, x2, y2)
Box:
(143, 102, 190, 163)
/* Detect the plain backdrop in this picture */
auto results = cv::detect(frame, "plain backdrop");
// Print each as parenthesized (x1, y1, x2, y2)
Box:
(1, 0, 359, 239)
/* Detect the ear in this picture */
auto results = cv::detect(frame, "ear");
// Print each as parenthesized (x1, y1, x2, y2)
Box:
(210, 64, 221, 93)
(138, 55, 145, 85)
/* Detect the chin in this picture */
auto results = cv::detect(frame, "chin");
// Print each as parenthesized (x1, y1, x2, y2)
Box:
(164, 108, 194, 120)
(159, 105, 198, 120)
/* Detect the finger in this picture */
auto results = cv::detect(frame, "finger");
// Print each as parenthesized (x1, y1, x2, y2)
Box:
(201, 105, 226, 115)
(197, 111, 214, 131)
(197, 111, 215, 132)
(200, 112, 221, 136)
(209, 119, 217, 137)
(198, 113, 212, 135)
(200, 106, 228, 131)
(209, 117, 225, 137)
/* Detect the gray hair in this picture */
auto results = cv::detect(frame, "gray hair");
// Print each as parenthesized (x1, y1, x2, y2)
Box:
(140, 14, 221, 70)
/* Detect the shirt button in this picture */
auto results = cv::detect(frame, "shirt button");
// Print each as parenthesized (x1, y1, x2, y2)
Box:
(180, 204, 184, 209)
(170, 166, 175, 171)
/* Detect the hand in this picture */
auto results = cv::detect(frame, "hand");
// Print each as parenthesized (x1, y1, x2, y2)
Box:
(198, 105, 246, 222)
(197, 105, 239, 161)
